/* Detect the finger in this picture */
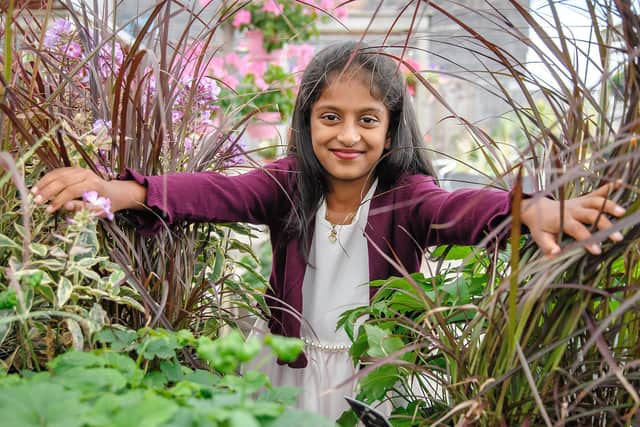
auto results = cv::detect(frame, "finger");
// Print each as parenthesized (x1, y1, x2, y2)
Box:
(589, 180, 622, 198)
(35, 177, 82, 205)
(531, 229, 561, 257)
(571, 207, 612, 228)
(586, 211, 624, 242)
(32, 167, 78, 195)
(47, 181, 95, 213)
(564, 218, 601, 255)
(581, 196, 626, 217)
(62, 200, 86, 213)
(33, 168, 85, 203)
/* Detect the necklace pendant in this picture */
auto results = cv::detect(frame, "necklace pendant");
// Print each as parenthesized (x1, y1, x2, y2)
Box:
(328, 225, 338, 243)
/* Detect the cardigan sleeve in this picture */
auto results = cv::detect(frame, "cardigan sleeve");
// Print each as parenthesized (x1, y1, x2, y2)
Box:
(118, 156, 298, 235)
(400, 175, 512, 247)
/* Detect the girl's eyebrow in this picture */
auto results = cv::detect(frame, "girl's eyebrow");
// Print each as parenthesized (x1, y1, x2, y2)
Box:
(313, 104, 386, 114)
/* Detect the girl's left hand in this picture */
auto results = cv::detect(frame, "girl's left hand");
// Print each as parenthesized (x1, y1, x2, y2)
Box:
(520, 181, 626, 257)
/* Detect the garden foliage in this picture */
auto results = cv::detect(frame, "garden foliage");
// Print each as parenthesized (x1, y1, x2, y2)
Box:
(0, 0, 639, 426)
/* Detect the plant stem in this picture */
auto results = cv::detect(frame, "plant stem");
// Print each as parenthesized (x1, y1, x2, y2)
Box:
(2, 0, 15, 153)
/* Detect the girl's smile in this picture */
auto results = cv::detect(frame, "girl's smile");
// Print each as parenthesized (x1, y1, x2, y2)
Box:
(310, 75, 390, 192)
(330, 148, 364, 160)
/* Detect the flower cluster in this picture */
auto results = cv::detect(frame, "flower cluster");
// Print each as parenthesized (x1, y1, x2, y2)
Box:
(230, 0, 347, 52)
(82, 191, 114, 221)
(44, 19, 82, 58)
(207, 37, 314, 120)
(43, 18, 125, 81)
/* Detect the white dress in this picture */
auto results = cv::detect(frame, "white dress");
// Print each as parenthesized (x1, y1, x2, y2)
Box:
(249, 182, 377, 421)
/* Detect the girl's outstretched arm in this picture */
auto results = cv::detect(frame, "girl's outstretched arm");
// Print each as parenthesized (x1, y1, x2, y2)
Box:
(31, 167, 147, 215)
(520, 181, 626, 257)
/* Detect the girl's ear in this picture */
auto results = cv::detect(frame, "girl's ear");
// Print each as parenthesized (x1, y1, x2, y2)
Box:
(384, 137, 391, 150)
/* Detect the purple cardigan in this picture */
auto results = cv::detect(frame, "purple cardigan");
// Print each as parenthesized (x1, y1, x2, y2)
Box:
(124, 156, 512, 367)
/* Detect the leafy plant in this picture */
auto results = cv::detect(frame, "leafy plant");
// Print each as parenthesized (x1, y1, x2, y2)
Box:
(335, 0, 640, 424)
(0, 1, 264, 344)
(220, 63, 296, 118)
(0, 327, 331, 427)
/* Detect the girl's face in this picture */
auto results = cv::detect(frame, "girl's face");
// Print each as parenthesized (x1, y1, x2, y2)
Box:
(310, 75, 390, 192)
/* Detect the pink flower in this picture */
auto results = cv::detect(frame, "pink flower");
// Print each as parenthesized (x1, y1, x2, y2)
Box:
(44, 18, 73, 48)
(82, 191, 114, 221)
(199, 0, 213, 5)
(254, 76, 269, 91)
(247, 60, 267, 80)
(65, 41, 83, 59)
(318, 0, 348, 19)
(262, 0, 283, 16)
(232, 10, 251, 28)
(334, 5, 348, 19)
(98, 43, 125, 78)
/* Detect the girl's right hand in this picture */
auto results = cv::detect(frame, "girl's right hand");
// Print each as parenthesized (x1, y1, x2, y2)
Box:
(31, 167, 146, 214)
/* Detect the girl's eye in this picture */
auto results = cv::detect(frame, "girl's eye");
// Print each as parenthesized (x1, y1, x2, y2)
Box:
(320, 113, 339, 121)
(361, 116, 379, 125)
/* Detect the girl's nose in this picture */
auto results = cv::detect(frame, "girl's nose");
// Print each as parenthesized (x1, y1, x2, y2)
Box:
(337, 123, 361, 146)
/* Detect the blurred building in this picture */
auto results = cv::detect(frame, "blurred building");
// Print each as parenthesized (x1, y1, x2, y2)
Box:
(107, 0, 531, 186)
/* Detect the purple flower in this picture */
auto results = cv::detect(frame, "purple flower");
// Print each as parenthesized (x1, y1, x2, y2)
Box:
(184, 136, 194, 150)
(172, 109, 184, 122)
(92, 119, 112, 135)
(44, 19, 73, 49)
(98, 43, 125, 78)
(82, 191, 114, 221)
(65, 41, 83, 59)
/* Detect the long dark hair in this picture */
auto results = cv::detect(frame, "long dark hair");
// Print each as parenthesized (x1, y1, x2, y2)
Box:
(286, 41, 436, 250)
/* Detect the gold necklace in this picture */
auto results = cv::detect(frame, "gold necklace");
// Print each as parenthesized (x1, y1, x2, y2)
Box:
(328, 222, 338, 243)
(325, 212, 354, 243)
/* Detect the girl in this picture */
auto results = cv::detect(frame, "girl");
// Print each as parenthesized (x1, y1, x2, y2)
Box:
(31, 42, 625, 420)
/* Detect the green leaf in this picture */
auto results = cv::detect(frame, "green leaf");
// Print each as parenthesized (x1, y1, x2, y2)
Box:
(138, 333, 180, 360)
(431, 245, 474, 260)
(56, 276, 73, 308)
(0, 289, 17, 310)
(182, 369, 219, 386)
(264, 409, 335, 427)
(65, 318, 85, 351)
(96, 390, 178, 427)
(160, 360, 184, 383)
(228, 411, 260, 427)
(258, 385, 300, 406)
(29, 243, 48, 257)
(358, 364, 399, 402)
(364, 325, 405, 359)
(143, 370, 168, 388)
(94, 328, 138, 351)
(106, 269, 126, 289)
(52, 367, 127, 394)
(209, 246, 225, 282)
(35, 282, 55, 304)
(221, 371, 269, 394)
(264, 335, 304, 363)
(0, 382, 88, 427)
(48, 350, 105, 373)
(0, 233, 20, 251)
(74, 256, 100, 269)
(176, 329, 195, 346)
(349, 326, 370, 364)
(111, 295, 146, 312)
(101, 352, 140, 378)
(336, 409, 358, 427)
(89, 303, 107, 333)
(69, 265, 102, 282)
